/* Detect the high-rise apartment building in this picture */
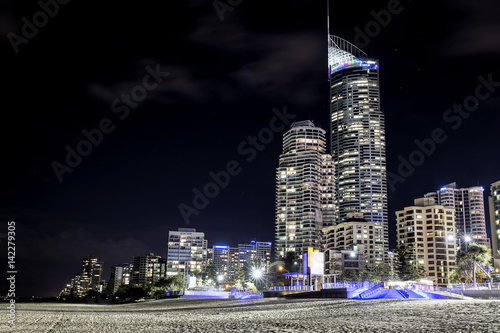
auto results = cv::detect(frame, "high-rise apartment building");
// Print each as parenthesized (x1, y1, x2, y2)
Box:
(67, 256, 103, 297)
(238, 241, 272, 270)
(80, 256, 103, 292)
(396, 198, 457, 287)
(69, 273, 84, 298)
(212, 245, 239, 279)
(489, 181, 500, 268)
(425, 182, 487, 245)
(131, 253, 166, 285)
(167, 228, 207, 276)
(275, 121, 335, 258)
(210, 241, 272, 282)
(109, 265, 123, 294)
(328, 35, 388, 261)
(108, 263, 132, 293)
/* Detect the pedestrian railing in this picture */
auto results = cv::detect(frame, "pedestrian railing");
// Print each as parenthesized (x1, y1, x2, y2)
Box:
(448, 283, 500, 291)
(268, 285, 315, 292)
(358, 284, 383, 299)
(395, 285, 409, 298)
(321, 281, 376, 290)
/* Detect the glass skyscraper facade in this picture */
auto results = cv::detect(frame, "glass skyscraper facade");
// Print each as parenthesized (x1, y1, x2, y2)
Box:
(328, 35, 388, 261)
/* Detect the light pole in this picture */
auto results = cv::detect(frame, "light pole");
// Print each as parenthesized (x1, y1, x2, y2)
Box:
(182, 261, 190, 295)
(217, 274, 224, 290)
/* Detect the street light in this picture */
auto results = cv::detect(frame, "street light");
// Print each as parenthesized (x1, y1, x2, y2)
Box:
(252, 269, 262, 279)
(252, 268, 264, 295)
(278, 266, 289, 273)
(447, 233, 472, 250)
(217, 274, 224, 290)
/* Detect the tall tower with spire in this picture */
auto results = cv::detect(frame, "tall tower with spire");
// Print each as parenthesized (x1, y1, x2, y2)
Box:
(327, 17, 388, 261)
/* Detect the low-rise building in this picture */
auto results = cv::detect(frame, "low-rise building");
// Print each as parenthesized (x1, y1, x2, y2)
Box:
(322, 213, 376, 275)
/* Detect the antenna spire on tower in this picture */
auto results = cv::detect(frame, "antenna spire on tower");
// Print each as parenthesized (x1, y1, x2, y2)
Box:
(327, 0, 330, 44)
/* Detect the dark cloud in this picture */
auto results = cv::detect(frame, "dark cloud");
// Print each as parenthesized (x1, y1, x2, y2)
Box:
(439, 0, 500, 56)
(192, 19, 324, 96)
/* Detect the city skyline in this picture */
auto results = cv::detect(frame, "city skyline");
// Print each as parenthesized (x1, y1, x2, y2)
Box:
(2, 0, 500, 297)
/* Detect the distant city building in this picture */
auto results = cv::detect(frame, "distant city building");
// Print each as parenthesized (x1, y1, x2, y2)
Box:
(396, 198, 457, 287)
(489, 181, 500, 268)
(212, 245, 239, 280)
(81, 256, 103, 292)
(425, 182, 488, 245)
(328, 35, 388, 262)
(322, 213, 375, 275)
(66, 256, 103, 298)
(69, 273, 84, 298)
(121, 263, 132, 285)
(108, 263, 132, 293)
(167, 228, 207, 276)
(109, 266, 122, 293)
(131, 253, 166, 285)
(275, 120, 335, 258)
(210, 241, 272, 282)
(207, 247, 213, 266)
(238, 241, 272, 270)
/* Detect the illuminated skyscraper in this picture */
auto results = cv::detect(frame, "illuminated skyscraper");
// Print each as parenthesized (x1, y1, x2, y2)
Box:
(80, 256, 103, 292)
(396, 198, 457, 287)
(166, 228, 207, 276)
(328, 35, 388, 261)
(238, 241, 272, 270)
(275, 121, 335, 258)
(489, 181, 500, 268)
(108, 263, 132, 293)
(211, 245, 239, 278)
(131, 253, 166, 285)
(425, 182, 488, 245)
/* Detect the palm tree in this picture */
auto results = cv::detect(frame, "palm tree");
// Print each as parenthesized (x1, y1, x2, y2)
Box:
(456, 242, 492, 283)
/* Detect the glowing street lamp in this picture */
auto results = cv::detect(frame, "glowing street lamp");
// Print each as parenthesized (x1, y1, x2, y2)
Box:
(278, 266, 289, 273)
(252, 268, 264, 295)
(252, 269, 262, 279)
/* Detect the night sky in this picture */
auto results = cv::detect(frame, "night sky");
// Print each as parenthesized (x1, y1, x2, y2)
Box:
(1, 0, 500, 296)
